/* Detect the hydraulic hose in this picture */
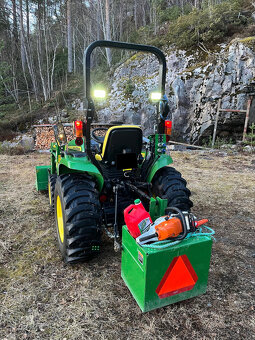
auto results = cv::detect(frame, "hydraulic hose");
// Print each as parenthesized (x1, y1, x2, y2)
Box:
(142, 226, 215, 250)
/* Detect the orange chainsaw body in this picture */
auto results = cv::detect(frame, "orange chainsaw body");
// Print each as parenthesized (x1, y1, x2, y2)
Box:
(155, 217, 183, 240)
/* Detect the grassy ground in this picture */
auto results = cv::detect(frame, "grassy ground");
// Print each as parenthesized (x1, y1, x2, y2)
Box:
(0, 151, 254, 340)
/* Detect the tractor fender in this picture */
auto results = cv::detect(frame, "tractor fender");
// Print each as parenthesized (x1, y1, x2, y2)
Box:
(146, 154, 173, 183)
(58, 156, 104, 191)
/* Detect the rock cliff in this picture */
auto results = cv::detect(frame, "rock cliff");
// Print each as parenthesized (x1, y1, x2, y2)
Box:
(97, 37, 255, 143)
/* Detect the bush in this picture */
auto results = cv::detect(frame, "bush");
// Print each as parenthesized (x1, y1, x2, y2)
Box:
(123, 79, 135, 98)
(166, 0, 248, 50)
(130, 26, 153, 45)
(246, 123, 255, 146)
(159, 4, 192, 23)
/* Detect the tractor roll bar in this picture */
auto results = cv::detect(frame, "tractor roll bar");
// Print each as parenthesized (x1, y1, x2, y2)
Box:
(82, 40, 167, 170)
(83, 40, 167, 107)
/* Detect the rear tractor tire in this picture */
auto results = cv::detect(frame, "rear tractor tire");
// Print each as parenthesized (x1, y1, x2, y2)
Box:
(152, 166, 193, 211)
(54, 173, 101, 263)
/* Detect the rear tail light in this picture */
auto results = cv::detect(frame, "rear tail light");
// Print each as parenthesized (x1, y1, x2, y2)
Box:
(74, 120, 83, 146)
(165, 120, 172, 137)
(99, 194, 107, 203)
(74, 120, 83, 137)
(75, 137, 83, 146)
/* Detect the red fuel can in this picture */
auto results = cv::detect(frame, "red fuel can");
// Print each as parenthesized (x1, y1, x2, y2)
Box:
(124, 199, 152, 238)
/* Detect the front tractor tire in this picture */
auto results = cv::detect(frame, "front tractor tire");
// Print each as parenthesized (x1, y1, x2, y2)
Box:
(54, 173, 101, 263)
(48, 174, 57, 212)
(152, 167, 193, 211)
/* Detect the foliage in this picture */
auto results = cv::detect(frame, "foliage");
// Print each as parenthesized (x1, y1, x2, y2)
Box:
(246, 123, 255, 146)
(239, 37, 255, 51)
(203, 135, 234, 149)
(0, 0, 254, 138)
(166, 0, 248, 50)
(123, 79, 135, 98)
(91, 62, 110, 89)
(159, 4, 192, 23)
(130, 26, 153, 45)
(54, 48, 68, 80)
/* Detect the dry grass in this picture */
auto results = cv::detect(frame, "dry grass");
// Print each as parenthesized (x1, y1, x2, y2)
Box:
(0, 151, 254, 340)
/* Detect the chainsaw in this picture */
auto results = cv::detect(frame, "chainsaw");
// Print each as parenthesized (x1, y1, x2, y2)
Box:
(136, 207, 208, 245)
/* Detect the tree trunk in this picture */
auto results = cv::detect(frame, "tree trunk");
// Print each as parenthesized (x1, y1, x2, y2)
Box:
(37, 0, 42, 55)
(19, 0, 26, 68)
(142, 3, 146, 26)
(37, 39, 47, 101)
(51, 43, 58, 91)
(134, 0, 138, 30)
(97, 1, 101, 41)
(119, 4, 123, 39)
(67, 0, 73, 73)
(21, 0, 39, 101)
(0, 75, 21, 109)
(43, 0, 50, 97)
(11, 0, 19, 47)
(73, 29, 76, 73)
(105, 0, 112, 67)
(26, 0, 30, 37)
(19, 0, 32, 111)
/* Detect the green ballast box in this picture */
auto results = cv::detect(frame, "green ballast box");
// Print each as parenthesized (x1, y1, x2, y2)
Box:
(121, 225, 213, 312)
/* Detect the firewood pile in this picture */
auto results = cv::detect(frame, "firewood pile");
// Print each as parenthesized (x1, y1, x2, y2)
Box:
(34, 124, 108, 150)
(35, 126, 74, 150)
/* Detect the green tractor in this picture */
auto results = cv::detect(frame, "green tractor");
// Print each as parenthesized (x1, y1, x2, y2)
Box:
(35, 41, 193, 263)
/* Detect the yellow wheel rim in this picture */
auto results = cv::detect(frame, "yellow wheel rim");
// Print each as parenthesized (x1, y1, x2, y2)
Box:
(48, 182, 52, 205)
(56, 195, 64, 243)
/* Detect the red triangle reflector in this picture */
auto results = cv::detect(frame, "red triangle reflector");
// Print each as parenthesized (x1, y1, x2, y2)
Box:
(156, 255, 198, 299)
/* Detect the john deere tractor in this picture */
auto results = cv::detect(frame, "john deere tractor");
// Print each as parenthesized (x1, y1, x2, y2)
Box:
(35, 41, 192, 263)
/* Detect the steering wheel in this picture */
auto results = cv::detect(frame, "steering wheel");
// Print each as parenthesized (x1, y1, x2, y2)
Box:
(91, 127, 108, 144)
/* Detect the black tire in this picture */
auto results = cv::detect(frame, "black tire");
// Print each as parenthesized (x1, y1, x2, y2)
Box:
(152, 166, 193, 211)
(54, 173, 101, 263)
(48, 173, 57, 212)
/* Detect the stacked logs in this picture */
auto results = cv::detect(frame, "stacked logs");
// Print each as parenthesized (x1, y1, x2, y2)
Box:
(35, 126, 74, 150)
(34, 124, 108, 150)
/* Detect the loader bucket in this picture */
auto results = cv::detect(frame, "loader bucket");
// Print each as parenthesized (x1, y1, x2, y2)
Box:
(35, 165, 50, 191)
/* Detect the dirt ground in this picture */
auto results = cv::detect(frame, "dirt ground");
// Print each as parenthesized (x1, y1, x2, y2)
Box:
(0, 151, 254, 340)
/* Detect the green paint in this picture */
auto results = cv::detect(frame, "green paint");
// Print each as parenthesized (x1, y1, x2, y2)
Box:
(121, 226, 212, 312)
(67, 138, 86, 151)
(47, 139, 104, 191)
(50, 142, 57, 174)
(149, 197, 168, 221)
(35, 165, 50, 191)
(147, 154, 173, 183)
(154, 134, 166, 156)
(58, 155, 104, 191)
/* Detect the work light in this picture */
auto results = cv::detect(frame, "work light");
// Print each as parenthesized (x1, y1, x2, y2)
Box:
(93, 89, 106, 99)
(150, 92, 161, 101)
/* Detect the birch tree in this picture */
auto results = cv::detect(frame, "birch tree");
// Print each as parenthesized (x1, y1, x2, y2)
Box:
(67, 0, 73, 72)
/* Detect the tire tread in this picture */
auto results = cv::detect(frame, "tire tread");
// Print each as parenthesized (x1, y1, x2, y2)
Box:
(152, 167, 193, 211)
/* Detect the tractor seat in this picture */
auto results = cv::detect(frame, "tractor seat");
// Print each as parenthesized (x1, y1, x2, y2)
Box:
(95, 125, 143, 169)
